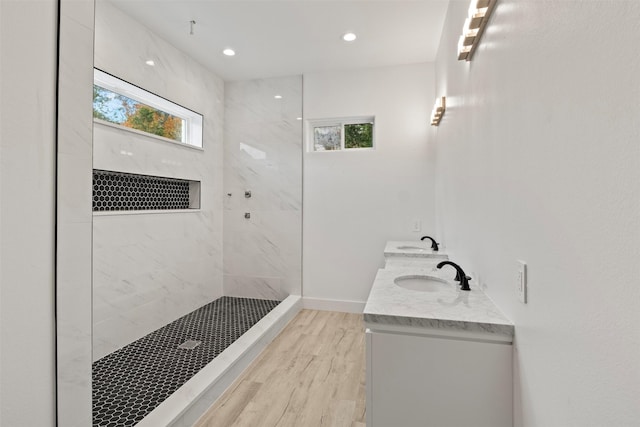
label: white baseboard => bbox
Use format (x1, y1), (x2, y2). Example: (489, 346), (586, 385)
(302, 297), (366, 314)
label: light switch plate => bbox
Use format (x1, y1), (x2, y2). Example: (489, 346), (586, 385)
(412, 219), (421, 232)
(517, 260), (527, 303)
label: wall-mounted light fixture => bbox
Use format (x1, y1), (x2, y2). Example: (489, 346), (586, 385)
(431, 96), (446, 126)
(457, 0), (497, 61)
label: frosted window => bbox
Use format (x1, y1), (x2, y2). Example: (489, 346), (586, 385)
(313, 125), (342, 151)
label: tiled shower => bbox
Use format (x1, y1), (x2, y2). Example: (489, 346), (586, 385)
(90, 2), (303, 425)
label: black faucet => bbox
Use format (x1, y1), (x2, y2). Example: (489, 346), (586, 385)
(420, 235), (439, 251)
(436, 261), (471, 291)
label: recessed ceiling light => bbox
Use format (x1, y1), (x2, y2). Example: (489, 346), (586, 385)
(223, 48), (236, 56)
(343, 32), (357, 42)
(274, 95), (283, 99)
(145, 60), (155, 66)
(296, 117), (302, 121)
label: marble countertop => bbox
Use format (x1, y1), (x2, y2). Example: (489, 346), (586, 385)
(384, 241), (449, 259)
(364, 266), (514, 338)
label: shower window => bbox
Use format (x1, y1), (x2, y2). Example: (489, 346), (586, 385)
(93, 69), (203, 148)
(307, 116), (375, 151)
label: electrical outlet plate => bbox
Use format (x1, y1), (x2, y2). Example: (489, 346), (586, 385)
(517, 260), (527, 303)
(412, 219), (421, 232)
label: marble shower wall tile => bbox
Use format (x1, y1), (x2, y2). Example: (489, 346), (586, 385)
(223, 77), (302, 299)
(92, 2), (224, 360)
(92, 213), (222, 360)
(222, 275), (286, 300)
(224, 120), (302, 212)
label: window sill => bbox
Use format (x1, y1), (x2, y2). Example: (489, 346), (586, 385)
(308, 147), (376, 153)
(93, 209), (201, 217)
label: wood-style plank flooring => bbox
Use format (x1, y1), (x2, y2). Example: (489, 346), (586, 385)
(195, 310), (366, 427)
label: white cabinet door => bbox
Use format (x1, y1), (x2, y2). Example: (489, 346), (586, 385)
(367, 330), (512, 427)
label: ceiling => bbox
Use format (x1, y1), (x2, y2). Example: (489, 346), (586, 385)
(108, 0), (450, 82)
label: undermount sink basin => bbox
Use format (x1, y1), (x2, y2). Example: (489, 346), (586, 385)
(394, 275), (448, 292)
(396, 245), (427, 250)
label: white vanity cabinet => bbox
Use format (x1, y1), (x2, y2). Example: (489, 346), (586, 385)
(364, 266), (514, 427)
(365, 324), (512, 427)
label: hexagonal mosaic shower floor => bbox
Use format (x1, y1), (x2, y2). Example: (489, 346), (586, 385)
(92, 296), (281, 427)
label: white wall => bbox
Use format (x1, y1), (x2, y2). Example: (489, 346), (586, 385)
(0, 0), (57, 425)
(434, 1), (640, 426)
(303, 64), (436, 306)
(56, 0), (95, 425)
(92, 1), (225, 360)
(224, 77), (302, 300)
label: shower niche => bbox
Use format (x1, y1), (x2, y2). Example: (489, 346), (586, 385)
(93, 169), (201, 212)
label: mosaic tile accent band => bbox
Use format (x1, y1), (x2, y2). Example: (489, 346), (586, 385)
(92, 296), (281, 427)
(93, 169), (193, 211)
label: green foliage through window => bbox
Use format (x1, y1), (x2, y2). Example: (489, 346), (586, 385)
(93, 85), (183, 142)
(344, 123), (373, 149)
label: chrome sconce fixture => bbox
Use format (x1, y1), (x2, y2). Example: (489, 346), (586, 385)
(457, 0), (497, 61)
(431, 96), (446, 126)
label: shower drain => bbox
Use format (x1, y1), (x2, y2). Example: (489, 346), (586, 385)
(177, 339), (202, 350)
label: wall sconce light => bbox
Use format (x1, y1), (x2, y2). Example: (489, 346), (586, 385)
(431, 96), (446, 126)
(457, 0), (497, 61)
